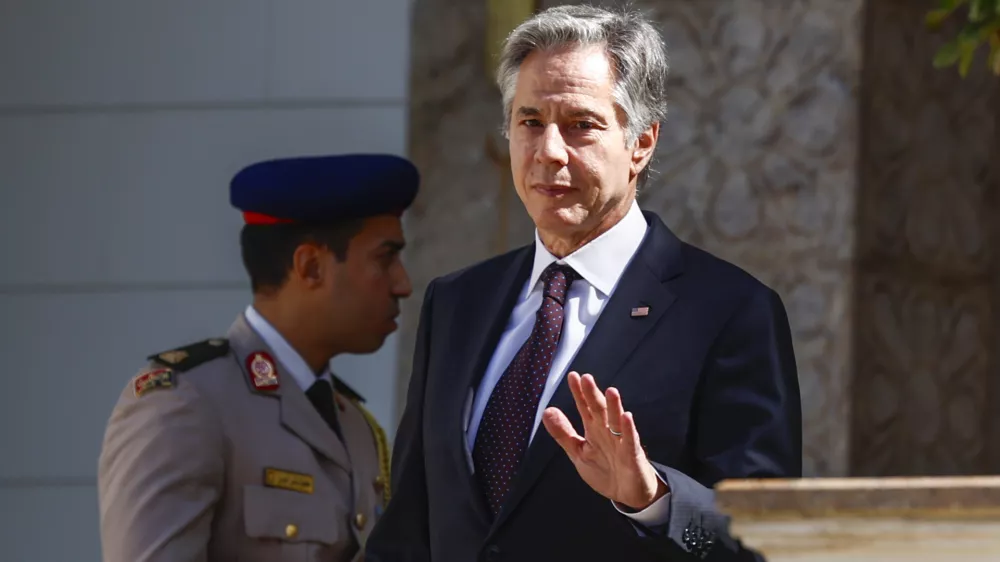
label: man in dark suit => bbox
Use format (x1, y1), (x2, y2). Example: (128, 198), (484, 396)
(366, 5), (801, 561)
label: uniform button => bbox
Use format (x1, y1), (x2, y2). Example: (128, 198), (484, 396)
(285, 524), (298, 538)
(374, 475), (386, 492)
(354, 512), (367, 530)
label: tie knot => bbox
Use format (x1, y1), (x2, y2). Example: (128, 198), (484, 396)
(306, 378), (334, 406)
(540, 263), (580, 304)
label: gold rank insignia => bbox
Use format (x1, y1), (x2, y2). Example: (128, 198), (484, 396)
(264, 468), (314, 494)
(133, 368), (175, 398)
(158, 350), (189, 364)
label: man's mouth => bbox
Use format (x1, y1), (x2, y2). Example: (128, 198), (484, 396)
(533, 184), (574, 197)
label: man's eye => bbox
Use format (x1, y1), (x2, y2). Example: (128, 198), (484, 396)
(574, 121), (595, 130)
(522, 119), (543, 127)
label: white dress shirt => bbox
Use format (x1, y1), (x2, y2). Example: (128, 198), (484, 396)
(244, 305), (333, 392)
(464, 200), (671, 526)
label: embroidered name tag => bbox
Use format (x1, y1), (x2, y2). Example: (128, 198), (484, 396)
(264, 468), (314, 494)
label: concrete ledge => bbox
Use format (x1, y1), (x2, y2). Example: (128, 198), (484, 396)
(715, 477), (1000, 561)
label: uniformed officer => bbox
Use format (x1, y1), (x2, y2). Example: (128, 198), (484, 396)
(97, 154), (417, 562)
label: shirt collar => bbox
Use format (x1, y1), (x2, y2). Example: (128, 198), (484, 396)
(243, 305), (332, 392)
(527, 200), (647, 298)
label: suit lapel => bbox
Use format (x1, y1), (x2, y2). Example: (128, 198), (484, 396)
(490, 213), (684, 532)
(227, 315), (353, 473)
(445, 246), (534, 523)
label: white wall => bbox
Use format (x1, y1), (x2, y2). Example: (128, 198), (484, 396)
(0, 2), (411, 560)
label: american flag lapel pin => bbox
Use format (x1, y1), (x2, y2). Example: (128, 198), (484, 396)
(630, 306), (650, 318)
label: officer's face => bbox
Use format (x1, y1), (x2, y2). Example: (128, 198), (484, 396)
(327, 215), (412, 353)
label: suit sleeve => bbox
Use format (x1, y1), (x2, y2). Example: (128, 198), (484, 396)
(647, 286), (801, 561)
(97, 371), (224, 562)
(365, 280), (437, 562)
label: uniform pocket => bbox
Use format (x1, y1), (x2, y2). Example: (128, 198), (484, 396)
(243, 484), (343, 546)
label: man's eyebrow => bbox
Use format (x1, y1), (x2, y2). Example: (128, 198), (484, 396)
(515, 106), (606, 122)
(380, 240), (406, 252)
(565, 108), (606, 121)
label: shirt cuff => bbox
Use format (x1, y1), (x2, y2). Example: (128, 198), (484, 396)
(612, 470), (671, 527)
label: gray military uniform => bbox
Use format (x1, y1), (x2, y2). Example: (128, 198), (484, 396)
(98, 314), (390, 562)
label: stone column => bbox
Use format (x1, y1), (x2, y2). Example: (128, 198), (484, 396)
(993, 108), (1000, 475)
(850, 0), (1000, 476)
(401, 0), (864, 477)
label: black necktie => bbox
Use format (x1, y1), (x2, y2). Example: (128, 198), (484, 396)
(305, 378), (343, 440)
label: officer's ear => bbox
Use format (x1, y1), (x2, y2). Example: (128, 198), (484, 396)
(291, 242), (325, 288)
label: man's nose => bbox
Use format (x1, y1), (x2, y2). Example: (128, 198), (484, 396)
(393, 267), (413, 299)
(536, 124), (569, 166)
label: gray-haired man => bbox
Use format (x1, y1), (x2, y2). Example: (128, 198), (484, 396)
(367, 5), (800, 561)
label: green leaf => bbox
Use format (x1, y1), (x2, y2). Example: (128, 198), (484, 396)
(990, 33), (1000, 74)
(926, 8), (953, 28)
(926, 0), (968, 28)
(970, 0), (986, 21)
(958, 39), (977, 75)
(983, 18), (1000, 40)
(925, 0), (1000, 78)
(934, 39), (962, 67)
(938, 0), (967, 10)
(959, 23), (985, 42)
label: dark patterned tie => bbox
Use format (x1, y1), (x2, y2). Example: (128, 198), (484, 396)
(472, 262), (581, 516)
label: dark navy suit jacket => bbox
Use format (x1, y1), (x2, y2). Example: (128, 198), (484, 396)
(367, 211), (802, 561)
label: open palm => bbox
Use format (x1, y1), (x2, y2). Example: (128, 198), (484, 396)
(541, 372), (666, 510)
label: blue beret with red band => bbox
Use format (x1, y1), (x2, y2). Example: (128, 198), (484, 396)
(230, 154), (419, 225)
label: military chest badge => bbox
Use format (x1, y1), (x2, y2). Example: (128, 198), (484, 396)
(246, 351), (279, 391)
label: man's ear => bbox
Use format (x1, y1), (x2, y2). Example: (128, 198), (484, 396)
(630, 122), (659, 178)
(290, 243), (325, 288)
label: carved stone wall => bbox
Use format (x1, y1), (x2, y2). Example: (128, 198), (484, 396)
(629, 0), (862, 477)
(402, 0), (862, 477)
(851, 0), (1000, 476)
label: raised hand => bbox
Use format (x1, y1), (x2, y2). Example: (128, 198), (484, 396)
(541, 372), (667, 510)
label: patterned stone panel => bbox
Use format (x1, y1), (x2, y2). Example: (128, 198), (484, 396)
(620, 0), (862, 477)
(854, 276), (991, 475)
(852, 0), (999, 476)
(404, 0), (863, 477)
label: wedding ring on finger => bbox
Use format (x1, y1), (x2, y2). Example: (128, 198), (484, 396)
(608, 427), (623, 437)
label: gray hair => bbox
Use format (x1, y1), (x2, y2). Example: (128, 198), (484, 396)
(496, 4), (669, 148)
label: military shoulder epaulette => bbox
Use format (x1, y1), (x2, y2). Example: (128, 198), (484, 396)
(332, 375), (365, 403)
(148, 338), (230, 372)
